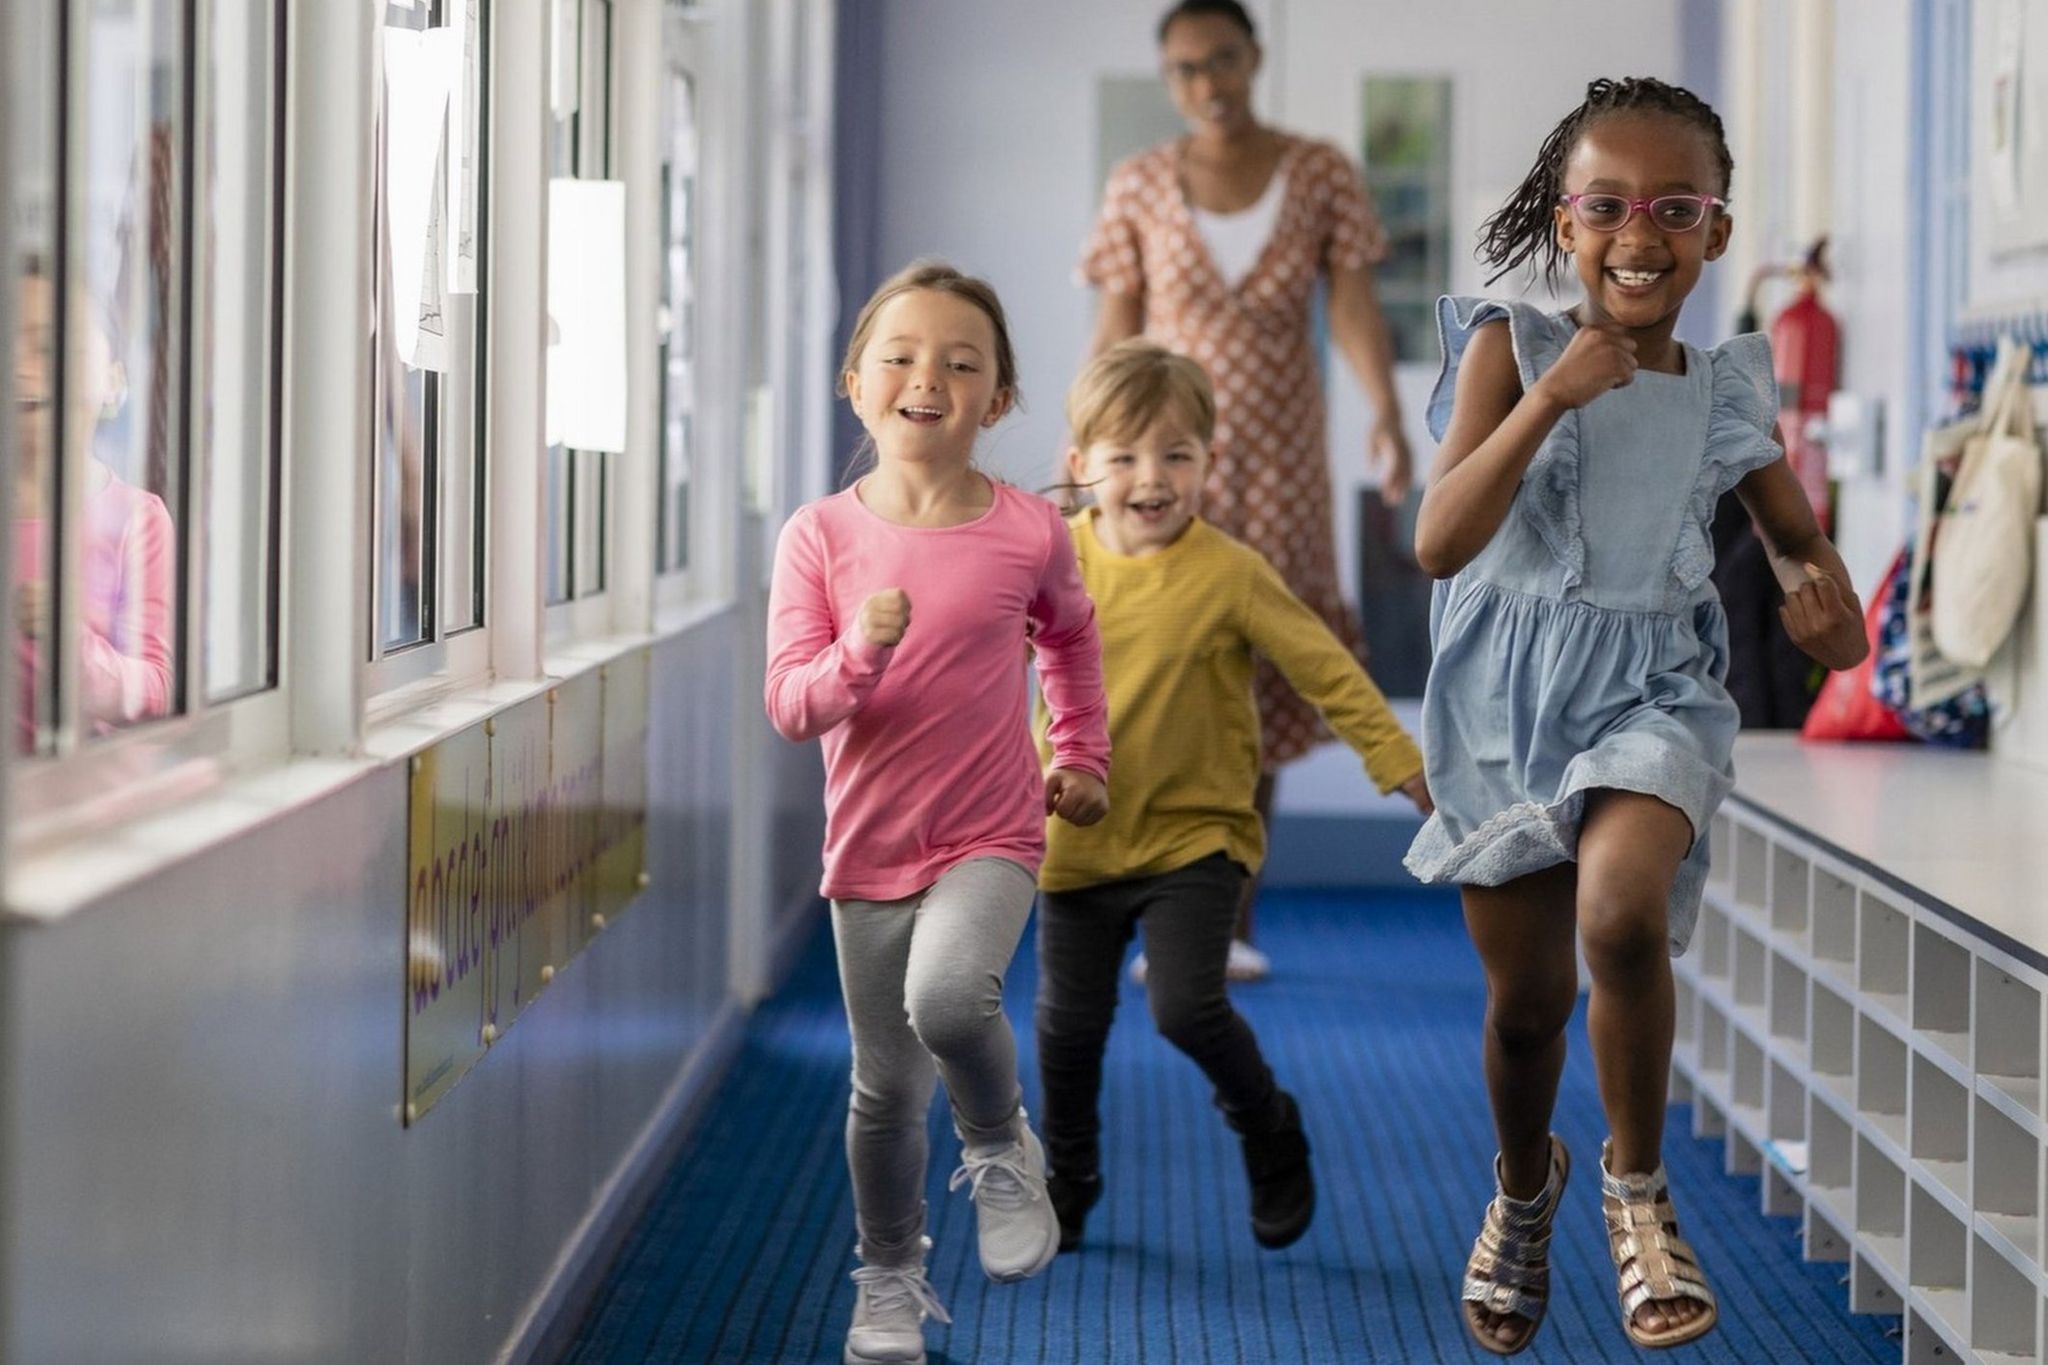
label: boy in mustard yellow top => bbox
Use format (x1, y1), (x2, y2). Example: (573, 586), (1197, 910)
(1035, 340), (1433, 1254)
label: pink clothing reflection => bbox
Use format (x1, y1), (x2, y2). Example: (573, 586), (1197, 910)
(16, 462), (175, 745)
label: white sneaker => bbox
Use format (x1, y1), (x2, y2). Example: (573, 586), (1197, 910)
(948, 1116), (1060, 1282)
(1128, 952), (1148, 985)
(1226, 939), (1271, 982)
(844, 1238), (949, 1365)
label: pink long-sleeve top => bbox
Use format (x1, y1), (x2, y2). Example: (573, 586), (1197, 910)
(766, 479), (1111, 902)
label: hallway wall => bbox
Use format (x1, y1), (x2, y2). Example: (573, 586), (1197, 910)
(0, 608), (741, 1365)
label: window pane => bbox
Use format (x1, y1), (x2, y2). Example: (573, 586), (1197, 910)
(545, 443), (571, 604)
(573, 449), (605, 597)
(658, 69), (696, 575)
(80, 0), (184, 736)
(441, 290), (481, 631)
(374, 0), (438, 654)
(11, 0), (62, 755)
(200, 0), (281, 701)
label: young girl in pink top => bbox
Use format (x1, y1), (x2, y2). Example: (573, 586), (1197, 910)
(766, 261), (1111, 1365)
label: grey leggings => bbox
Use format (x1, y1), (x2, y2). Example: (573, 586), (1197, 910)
(831, 856), (1037, 1260)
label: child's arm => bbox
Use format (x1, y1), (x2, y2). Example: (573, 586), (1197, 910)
(1734, 447), (1868, 670)
(1241, 555), (1428, 808)
(1028, 513), (1110, 823)
(763, 512), (897, 742)
(1414, 320), (1638, 578)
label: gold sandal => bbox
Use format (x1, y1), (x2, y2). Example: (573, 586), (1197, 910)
(1600, 1140), (1719, 1349)
(1461, 1134), (1570, 1356)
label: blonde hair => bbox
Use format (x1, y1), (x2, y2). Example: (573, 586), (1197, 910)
(1065, 340), (1215, 450)
(838, 259), (1020, 401)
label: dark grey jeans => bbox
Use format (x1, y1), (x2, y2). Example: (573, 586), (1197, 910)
(1034, 852), (1282, 1180)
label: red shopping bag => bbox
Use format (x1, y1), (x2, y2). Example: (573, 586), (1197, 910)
(1801, 549), (1911, 742)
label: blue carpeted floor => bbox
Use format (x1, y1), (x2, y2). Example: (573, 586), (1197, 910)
(566, 889), (1901, 1363)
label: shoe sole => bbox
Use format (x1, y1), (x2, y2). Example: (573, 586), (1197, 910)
(1253, 1180), (1316, 1249)
(843, 1346), (925, 1365)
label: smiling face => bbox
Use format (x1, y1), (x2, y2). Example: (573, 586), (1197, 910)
(843, 289), (1012, 472)
(1068, 414), (1209, 556)
(1554, 113), (1732, 333)
(1160, 12), (1261, 139)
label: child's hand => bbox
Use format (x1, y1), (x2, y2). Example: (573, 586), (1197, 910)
(857, 589), (911, 647)
(1781, 563), (1867, 670)
(1044, 768), (1109, 826)
(1532, 323), (1637, 409)
(1399, 772), (1434, 817)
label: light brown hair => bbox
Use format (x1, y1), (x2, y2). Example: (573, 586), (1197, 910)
(838, 259), (1020, 402)
(1066, 339), (1216, 450)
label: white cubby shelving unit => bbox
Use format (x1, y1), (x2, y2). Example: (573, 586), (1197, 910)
(1673, 737), (2048, 1365)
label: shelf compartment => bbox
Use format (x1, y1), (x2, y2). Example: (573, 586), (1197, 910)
(1770, 953), (1808, 1045)
(1733, 925), (1768, 1012)
(1859, 1015), (1909, 1153)
(1973, 1096), (2042, 1271)
(1674, 972), (1697, 1051)
(1910, 1054), (1970, 1213)
(1733, 823), (1768, 911)
(1732, 1030), (1767, 1129)
(1810, 864), (1856, 970)
(1698, 998), (1730, 1084)
(1768, 841), (1809, 939)
(1695, 901), (1731, 983)
(1859, 888), (1910, 1011)
(1811, 978), (1854, 1081)
(1908, 1183), (1966, 1294)
(1911, 921), (1972, 1072)
(1707, 811), (1731, 887)
(1971, 1231), (2042, 1359)
(1802, 1190), (1851, 1263)
(1975, 958), (2043, 1124)
(1858, 1135), (1906, 1243)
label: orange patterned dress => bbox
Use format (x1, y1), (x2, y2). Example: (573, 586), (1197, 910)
(1081, 133), (1388, 768)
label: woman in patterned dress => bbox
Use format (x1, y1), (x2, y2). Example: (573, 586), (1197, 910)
(1079, 0), (1411, 975)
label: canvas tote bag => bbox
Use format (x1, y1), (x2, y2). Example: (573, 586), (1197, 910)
(1932, 337), (2044, 667)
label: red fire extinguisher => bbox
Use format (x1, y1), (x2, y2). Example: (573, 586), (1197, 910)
(1767, 238), (1839, 532)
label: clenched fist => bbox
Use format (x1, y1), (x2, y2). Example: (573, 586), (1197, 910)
(1533, 323), (1638, 410)
(858, 588), (911, 647)
(1781, 564), (1867, 671)
(1044, 768), (1109, 826)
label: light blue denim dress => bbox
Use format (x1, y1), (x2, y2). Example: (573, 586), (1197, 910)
(1402, 297), (1782, 953)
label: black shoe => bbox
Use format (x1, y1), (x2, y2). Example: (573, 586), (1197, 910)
(1047, 1171), (1102, 1253)
(1241, 1091), (1314, 1249)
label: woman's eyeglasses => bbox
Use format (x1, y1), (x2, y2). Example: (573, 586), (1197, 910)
(1163, 46), (1249, 85)
(1559, 192), (1727, 233)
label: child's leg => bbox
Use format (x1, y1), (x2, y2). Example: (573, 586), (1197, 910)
(832, 896), (942, 1261)
(1461, 866), (1579, 1351)
(1139, 854), (1280, 1125)
(1229, 772), (1279, 948)
(902, 857), (1037, 1144)
(1034, 881), (1141, 1180)
(1573, 789), (1690, 1174)
(1576, 789), (1712, 1341)
(1462, 865), (1579, 1198)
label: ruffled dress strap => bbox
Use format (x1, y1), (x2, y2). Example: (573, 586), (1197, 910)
(1428, 295), (1585, 593)
(1672, 332), (1783, 591)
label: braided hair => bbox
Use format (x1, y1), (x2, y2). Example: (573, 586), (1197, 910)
(1478, 77), (1733, 288)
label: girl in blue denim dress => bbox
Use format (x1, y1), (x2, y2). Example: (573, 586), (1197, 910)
(1404, 79), (1868, 1356)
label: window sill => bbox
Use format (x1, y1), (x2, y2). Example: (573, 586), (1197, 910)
(3, 601), (740, 925)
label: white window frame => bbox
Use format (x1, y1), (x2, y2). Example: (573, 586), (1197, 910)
(364, 0), (495, 712)
(542, 0), (626, 649)
(8, 0), (292, 847)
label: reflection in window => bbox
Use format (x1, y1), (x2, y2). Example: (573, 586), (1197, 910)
(1359, 76), (1453, 364)
(11, 0), (62, 754)
(657, 66), (697, 575)
(71, 0), (185, 740)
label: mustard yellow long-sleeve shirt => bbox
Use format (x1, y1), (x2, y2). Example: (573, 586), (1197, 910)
(1037, 512), (1423, 892)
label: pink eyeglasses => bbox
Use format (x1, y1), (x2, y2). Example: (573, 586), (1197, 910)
(1559, 192), (1727, 233)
